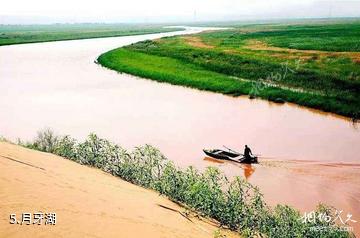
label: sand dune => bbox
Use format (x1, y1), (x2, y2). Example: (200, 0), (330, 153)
(0, 142), (237, 238)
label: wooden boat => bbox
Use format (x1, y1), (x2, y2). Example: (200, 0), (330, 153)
(203, 149), (240, 160)
(203, 148), (258, 164)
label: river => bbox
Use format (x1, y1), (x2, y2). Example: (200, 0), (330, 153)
(0, 27), (359, 235)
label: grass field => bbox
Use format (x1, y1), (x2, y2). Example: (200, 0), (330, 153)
(98, 20), (360, 119)
(0, 24), (182, 46)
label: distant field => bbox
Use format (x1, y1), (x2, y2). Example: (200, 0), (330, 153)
(98, 20), (360, 119)
(200, 22), (360, 52)
(0, 24), (182, 46)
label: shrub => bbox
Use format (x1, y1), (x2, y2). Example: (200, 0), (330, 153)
(28, 128), (59, 153)
(76, 133), (108, 167)
(54, 135), (77, 160)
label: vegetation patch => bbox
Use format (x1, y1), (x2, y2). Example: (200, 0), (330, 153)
(0, 24), (182, 46)
(181, 36), (215, 49)
(17, 129), (355, 238)
(98, 21), (360, 119)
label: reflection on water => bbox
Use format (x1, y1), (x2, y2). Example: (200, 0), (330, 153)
(203, 157), (225, 164)
(352, 120), (360, 130)
(203, 156), (256, 180)
(242, 164), (255, 179)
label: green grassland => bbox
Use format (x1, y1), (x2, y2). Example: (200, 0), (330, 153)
(0, 24), (181, 46)
(199, 22), (360, 52)
(98, 20), (360, 119)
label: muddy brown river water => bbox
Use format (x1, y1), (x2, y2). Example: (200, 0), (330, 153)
(1, 27), (359, 235)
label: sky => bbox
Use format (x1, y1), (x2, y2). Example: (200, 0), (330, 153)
(1, 0), (360, 24)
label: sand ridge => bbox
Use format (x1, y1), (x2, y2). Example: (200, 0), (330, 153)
(0, 142), (238, 238)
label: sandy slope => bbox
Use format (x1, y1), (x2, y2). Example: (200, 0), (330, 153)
(0, 142), (238, 238)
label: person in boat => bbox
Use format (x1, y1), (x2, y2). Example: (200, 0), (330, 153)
(244, 145), (253, 158)
(243, 145), (257, 163)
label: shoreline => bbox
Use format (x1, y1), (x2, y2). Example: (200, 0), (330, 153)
(95, 21), (360, 120)
(97, 47), (359, 120)
(0, 27), (183, 47)
(4, 131), (353, 237)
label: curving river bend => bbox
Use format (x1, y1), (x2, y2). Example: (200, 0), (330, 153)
(1, 27), (359, 234)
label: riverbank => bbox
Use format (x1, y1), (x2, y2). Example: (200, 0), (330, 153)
(0, 24), (182, 46)
(97, 21), (360, 119)
(0, 141), (238, 238)
(3, 130), (351, 237)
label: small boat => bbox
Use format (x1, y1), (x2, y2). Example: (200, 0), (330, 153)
(203, 149), (240, 160)
(203, 148), (258, 164)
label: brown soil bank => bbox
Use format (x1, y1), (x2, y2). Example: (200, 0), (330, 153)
(0, 142), (237, 238)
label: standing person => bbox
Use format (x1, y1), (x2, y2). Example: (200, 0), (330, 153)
(244, 145), (253, 159)
(242, 145), (257, 163)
